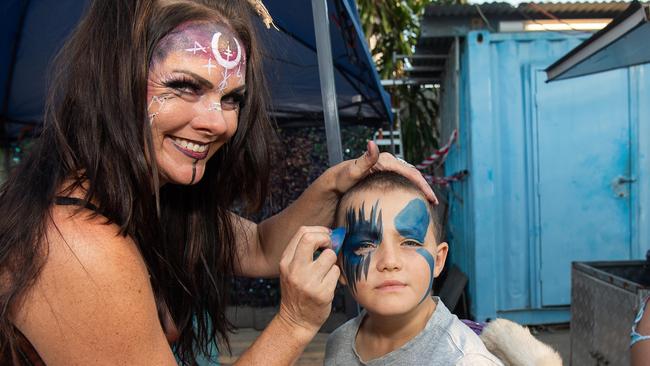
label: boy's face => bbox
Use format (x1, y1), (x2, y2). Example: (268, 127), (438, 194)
(337, 188), (448, 316)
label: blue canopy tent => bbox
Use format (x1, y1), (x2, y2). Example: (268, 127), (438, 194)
(0, 0), (392, 167)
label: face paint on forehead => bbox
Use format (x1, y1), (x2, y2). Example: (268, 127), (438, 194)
(394, 198), (430, 243)
(394, 198), (436, 304)
(152, 22), (246, 64)
(341, 200), (383, 294)
(150, 21), (247, 84)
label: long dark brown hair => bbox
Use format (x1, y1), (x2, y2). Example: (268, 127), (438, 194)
(0, 0), (274, 364)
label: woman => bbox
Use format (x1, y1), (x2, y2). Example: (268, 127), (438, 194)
(0, 0), (436, 365)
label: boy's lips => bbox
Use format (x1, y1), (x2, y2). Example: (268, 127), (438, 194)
(376, 280), (406, 290)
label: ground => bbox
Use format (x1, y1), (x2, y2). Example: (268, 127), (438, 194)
(218, 324), (571, 365)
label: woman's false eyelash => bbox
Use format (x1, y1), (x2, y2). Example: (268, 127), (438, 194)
(162, 76), (203, 94)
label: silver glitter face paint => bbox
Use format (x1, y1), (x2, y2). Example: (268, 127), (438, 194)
(207, 101), (222, 111)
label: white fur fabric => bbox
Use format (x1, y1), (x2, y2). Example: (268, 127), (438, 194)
(479, 318), (563, 366)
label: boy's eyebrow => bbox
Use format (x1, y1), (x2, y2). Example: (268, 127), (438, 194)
(396, 227), (425, 241)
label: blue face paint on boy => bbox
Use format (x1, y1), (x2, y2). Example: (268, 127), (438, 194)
(341, 200), (383, 294)
(394, 198), (436, 304)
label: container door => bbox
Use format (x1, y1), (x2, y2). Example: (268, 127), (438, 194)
(533, 69), (632, 306)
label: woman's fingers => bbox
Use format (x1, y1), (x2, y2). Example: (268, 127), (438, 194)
(311, 248), (337, 280)
(278, 226), (340, 333)
(351, 140), (380, 175)
(293, 231), (331, 266)
(281, 226), (331, 267)
(337, 140), (438, 204)
(374, 150), (438, 204)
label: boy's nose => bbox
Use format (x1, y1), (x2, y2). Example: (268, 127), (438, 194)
(376, 244), (402, 272)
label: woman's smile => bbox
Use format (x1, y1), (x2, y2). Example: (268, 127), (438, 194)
(170, 136), (211, 160)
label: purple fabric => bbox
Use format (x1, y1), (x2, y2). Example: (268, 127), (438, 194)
(461, 319), (486, 335)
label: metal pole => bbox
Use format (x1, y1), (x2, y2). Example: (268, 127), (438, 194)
(311, 0), (343, 166)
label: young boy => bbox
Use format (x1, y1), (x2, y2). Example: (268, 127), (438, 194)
(324, 172), (502, 365)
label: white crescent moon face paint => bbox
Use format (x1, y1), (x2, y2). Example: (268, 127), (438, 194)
(212, 32), (242, 70)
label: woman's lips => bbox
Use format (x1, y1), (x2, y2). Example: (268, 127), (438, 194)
(169, 137), (210, 160)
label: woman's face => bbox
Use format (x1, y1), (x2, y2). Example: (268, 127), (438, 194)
(147, 21), (246, 186)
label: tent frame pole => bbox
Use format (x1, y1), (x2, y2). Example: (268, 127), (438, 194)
(311, 0), (344, 166)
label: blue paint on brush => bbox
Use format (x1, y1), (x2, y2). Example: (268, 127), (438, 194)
(330, 227), (346, 254)
(394, 198), (434, 304)
(313, 227), (347, 260)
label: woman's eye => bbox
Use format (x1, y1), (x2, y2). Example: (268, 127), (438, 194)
(164, 80), (203, 95)
(220, 93), (244, 111)
(402, 240), (423, 247)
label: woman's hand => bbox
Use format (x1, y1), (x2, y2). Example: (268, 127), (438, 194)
(329, 140), (438, 204)
(276, 226), (340, 335)
(235, 226), (339, 365)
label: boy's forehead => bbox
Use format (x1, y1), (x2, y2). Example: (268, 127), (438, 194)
(343, 188), (425, 220)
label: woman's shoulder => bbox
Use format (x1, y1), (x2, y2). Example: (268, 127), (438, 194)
(10, 202), (176, 364)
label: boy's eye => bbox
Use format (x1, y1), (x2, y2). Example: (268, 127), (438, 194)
(402, 240), (423, 247)
(353, 242), (376, 256)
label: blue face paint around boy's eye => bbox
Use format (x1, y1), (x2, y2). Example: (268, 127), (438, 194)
(341, 200), (383, 294)
(394, 199), (430, 242)
(395, 199), (435, 303)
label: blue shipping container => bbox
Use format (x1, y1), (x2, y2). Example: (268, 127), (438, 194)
(442, 31), (650, 324)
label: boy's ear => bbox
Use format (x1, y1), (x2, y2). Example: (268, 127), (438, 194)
(434, 242), (449, 277)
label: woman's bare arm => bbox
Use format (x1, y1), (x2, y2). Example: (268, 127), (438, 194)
(11, 206), (177, 365)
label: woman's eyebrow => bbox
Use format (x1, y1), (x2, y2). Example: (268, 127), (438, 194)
(172, 69), (214, 89)
(225, 85), (247, 95)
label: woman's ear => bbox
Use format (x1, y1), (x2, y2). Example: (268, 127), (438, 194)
(434, 242), (449, 277)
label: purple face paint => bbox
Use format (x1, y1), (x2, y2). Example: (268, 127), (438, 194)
(151, 22), (246, 69)
(341, 200), (383, 294)
(394, 198), (435, 304)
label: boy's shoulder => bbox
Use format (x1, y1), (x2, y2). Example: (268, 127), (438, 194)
(428, 299), (502, 364)
(324, 313), (365, 365)
(325, 312), (363, 349)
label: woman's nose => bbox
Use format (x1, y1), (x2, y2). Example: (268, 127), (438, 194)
(191, 99), (230, 136)
(375, 244), (402, 272)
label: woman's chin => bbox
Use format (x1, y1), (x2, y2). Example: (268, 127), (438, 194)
(159, 165), (206, 186)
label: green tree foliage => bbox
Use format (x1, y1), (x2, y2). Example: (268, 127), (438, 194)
(356, 0), (442, 164)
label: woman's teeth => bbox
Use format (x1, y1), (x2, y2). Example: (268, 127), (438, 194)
(174, 138), (208, 152)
